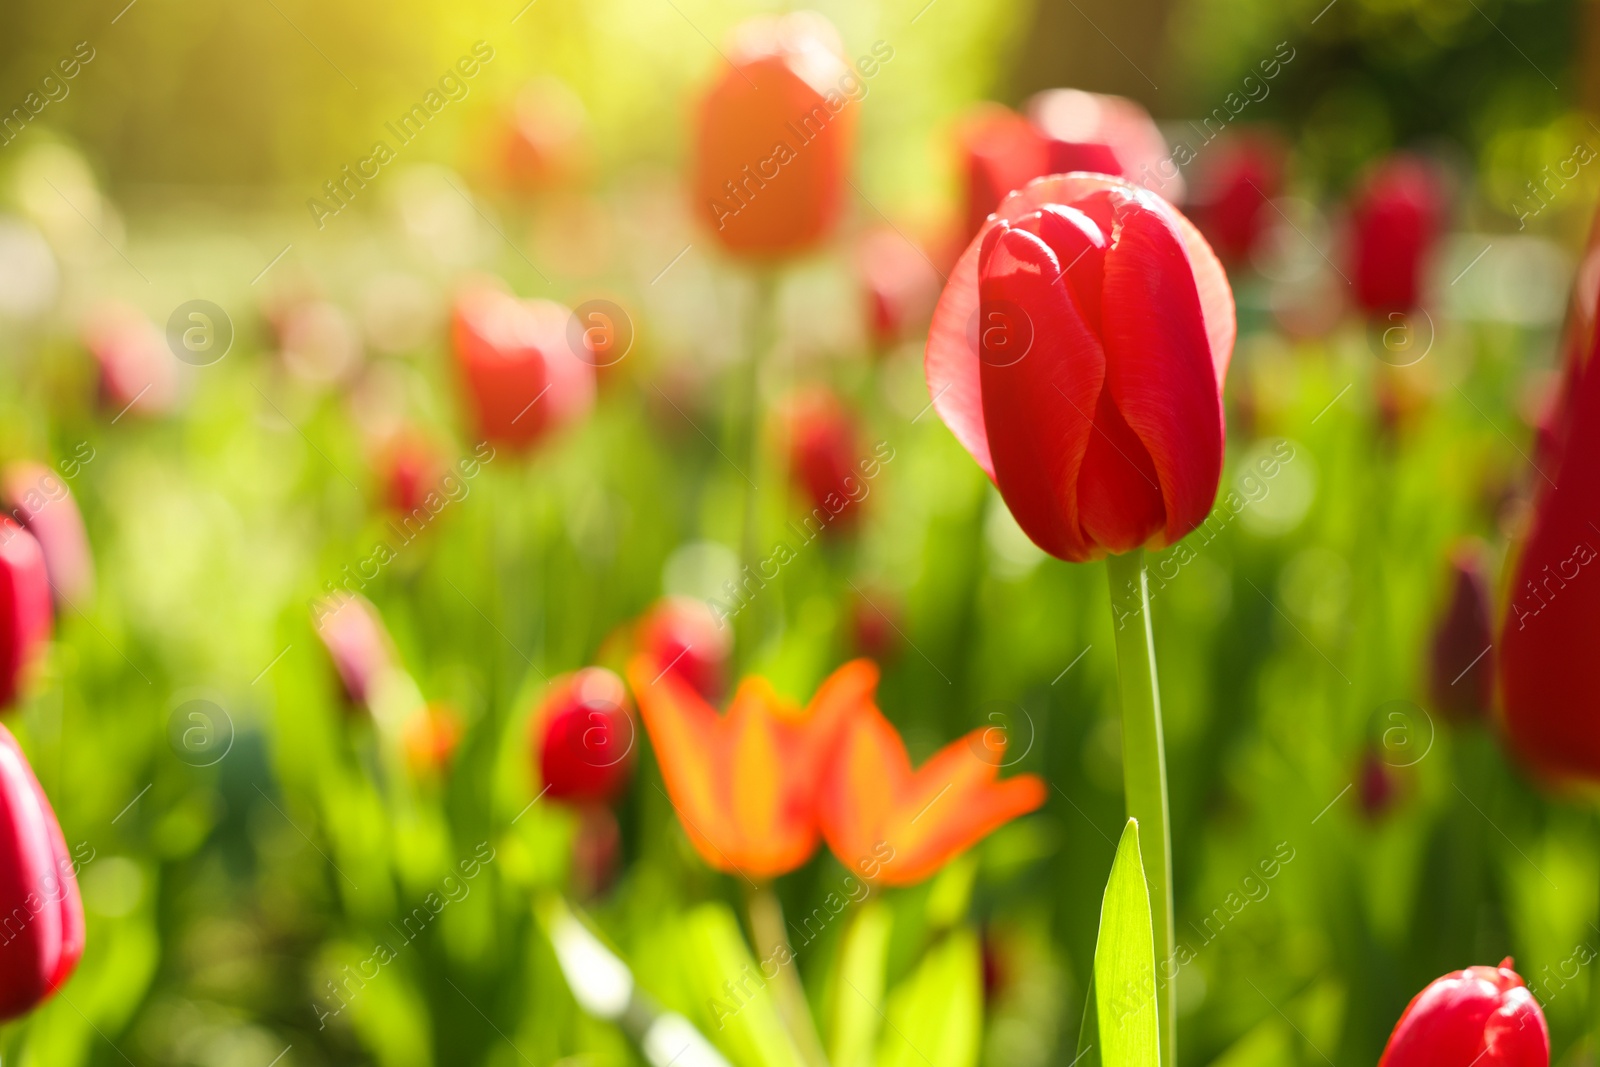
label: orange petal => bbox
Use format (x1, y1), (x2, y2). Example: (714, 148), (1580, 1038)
(819, 704), (912, 875)
(878, 774), (1047, 887)
(726, 678), (818, 876)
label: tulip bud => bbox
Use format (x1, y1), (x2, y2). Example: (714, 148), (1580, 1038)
(572, 804), (622, 899)
(533, 668), (635, 804)
(926, 174), (1235, 562)
(374, 431), (445, 518)
(1188, 131), (1284, 264)
(1430, 541), (1494, 723)
(1026, 89), (1183, 204)
(0, 520), (52, 710)
(0, 720), (84, 1020)
(636, 597), (729, 703)
(1378, 959), (1547, 1067)
(82, 302), (176, 418)
(956, 104), (1050, 244)
(501, 78), (590, 193)
(692, 12), (854, 258)
(848, 584), (900, 661)
(858, 226), (939, 353)
(3, 463), (93, 606)
(1347, 155), (1445, 317)
(783, 387), (869, 534)
(313, 594), (395, 707)
(1358, 747), (1399, 820)
(403, 702), (463, 778)
(452, 286), (596, 452)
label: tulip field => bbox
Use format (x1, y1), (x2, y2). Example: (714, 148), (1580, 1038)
(0, 0), (1593, 1065)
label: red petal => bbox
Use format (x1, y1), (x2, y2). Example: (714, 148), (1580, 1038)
(1099, 188), (1226, 544)
(1076, 385), (1166, 552)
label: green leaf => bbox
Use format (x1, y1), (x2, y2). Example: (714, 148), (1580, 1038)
(1094, 819), (1160, 1067)
(678, 903), (807, 1067)
(875, 927), (981, 1067)
(827, 900), (893, 1067)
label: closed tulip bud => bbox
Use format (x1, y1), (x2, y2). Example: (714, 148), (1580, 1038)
(692, 12), (855, 258)
(534, 668), (635, 805)
(571, 804), (621, 899)
(783, 387), (868, 534)
(849, 585), (900, 661)
(1358, 747), (1399, 820)
(1026, 89), (1183, 204)
(956, 104), (1050, 244)
(1379, 959), (1547, 1067)
(403, 702), (463, 778)
(1348, 155), (1444, 317)
(0, 521), (52, 710)
(1189, 131), (1284, 264)
(374, 431), (445, 518)
(0, 721), (84, 1019)
(1430, 541), (1495, 723)
(858, 227), (939, 353)
(636, 597), (729, 703)
(82, 302), (176, 418)
(926, 174), (1235, 561)
(501, 78), (590, 193)
(3, 463), (93, 606)
(452, 286), (596, 452)
(313, 594), (395, 707)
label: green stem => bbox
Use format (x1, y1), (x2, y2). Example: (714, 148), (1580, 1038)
(735, 271), (777, 672)
(1105, 548), (1175, 1067)
(746, 883), (830, 1067)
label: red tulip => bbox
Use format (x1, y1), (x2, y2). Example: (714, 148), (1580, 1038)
(534, 668), (635, 805)
(925, 174), (1235, 561)
(501, 78), (590, 193)
(1430, 540), (1494, 723)
(956, 104), (1050, 244)
(1189, 131), (1284, 264)
(0, 521), (52, 710)
(858, 226), (939, 352)
(636, 597), (729, 703)
(1026, 89), (1183, 203)
(783, 387), (868, 534)
(374, 431), (445, 517)
(0, 720), (84, 1020)
(313, 594), (394, 707)
(82, 302), (176, 417)
(1348, 155), (1444, 316)
(692, 12), (855, 258)
(1378, 959), (1547, 1067)
(3, 463), (93, 606)
(452, 286), (596, 452)
(1358, 747), (1399, 819)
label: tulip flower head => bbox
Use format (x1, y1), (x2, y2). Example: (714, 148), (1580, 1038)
(0, 721), (84, 1020)
(3, 463), (93, 606)
(453, 286), (596, 452)
(403, 702), (463, 778)
(501, 77), (590, 193)
(1348, 155), (1444, 317)
(1378, 959), (1547, 1067)
(635, 596), (729, 703)
(375, 430), (446, 517)
(0, 520), (52, 710)
(1189, 131), (1284, 264)
(858, 226), (939, 352)
(819, 669), (1046, 886)
(1430, 540), (1495, 723)
(1026, 89), (1182, 204)
(534, 667), (636, 805)
(925, 174), (1235, 561)
(957, 104), (1050, 244)
(783, 387), (868, 534)
(314, 594), (395, 707)
(692, 12), (855, 258)
(83, 302), (177, 417)
(627, 656), (872, 878)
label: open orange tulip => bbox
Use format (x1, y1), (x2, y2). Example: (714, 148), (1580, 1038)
(627, 655), (874, 879)
(819, 671), (1046, 886)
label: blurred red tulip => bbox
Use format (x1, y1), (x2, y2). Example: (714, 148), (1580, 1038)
(1358, 747), (1399, 819)
(925, 174), (1235, 561)
(534, 667), (636, 805)
(627, 655), (869, 878)
(83, 303), (176, 417)
(848, 585), (900, 661)
(1026, 89), (1183, 203)
(0, 521), (52, 710)
(783, 387), (868, 534)
(279, 300), (361, 385)
(1430, 540), (1495, 723)
(0, 720), (83, 1020)
(1348, 155), (1444, 317)
(3, 463), (93, 606)
(374, 431), (445, 516)
(1378, 959), (1547, 1067)
(313, 594), (394, 707)
(692, 12), (854, 258)
(635, 596), (729, 703)
(956, 104), (1050, 244)
(1189, 131), (1284, 264)
(501, 78), (590, 193)
(572, 804), (622, 899)
(403, 702), (463, 777)
(818, 662), (1045, 886)
(858, 226), (939, 352)
(452, 286), (596, 452)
